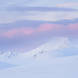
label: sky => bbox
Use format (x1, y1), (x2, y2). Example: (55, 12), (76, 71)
(0, 0), (78, 52)
(0, 0), (78, 78)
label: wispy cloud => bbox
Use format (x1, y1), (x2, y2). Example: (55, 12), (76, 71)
(7, 7), (78, 12)
(57, 2), (78, 9)
(0, 7), (78, 24)
(1, 27), (34, 38)
(1, 22), (78, 38)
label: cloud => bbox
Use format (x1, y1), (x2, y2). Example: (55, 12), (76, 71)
(0, 23), (78, 38)
(18, 11), (78, 22)
(7, 7), (78, 12)
(68, 23), (78, 30)
(57, 2), (78, 9)
(0, 0), (78, 24)
(37, 24), (53, 32)
(37, 23), (64, 32)
(0, 23), (65, 38)
(37, 23), (78, 33)
(0, 8), (78, 24)
(1, 22), (78, 38)
(1, 27), (35, 38)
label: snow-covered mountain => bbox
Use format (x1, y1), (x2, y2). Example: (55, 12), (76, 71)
(0, 37), (78, 78)
(0, 37), (69, 65)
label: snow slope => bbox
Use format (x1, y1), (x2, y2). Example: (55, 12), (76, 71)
(0, 37), (69, 65)
(0, 54), (78, 78)
(0, 37), (78, 78)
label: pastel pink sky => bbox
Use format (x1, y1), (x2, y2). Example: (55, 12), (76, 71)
(1, 28), (34, 38)
(57, 2), (78, 7)
(68, 23), (78, 30)
(0, 23), (78, 38)
(37, 24), (64, 32)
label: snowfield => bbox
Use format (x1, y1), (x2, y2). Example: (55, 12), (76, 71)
(0, 37), (78, 78)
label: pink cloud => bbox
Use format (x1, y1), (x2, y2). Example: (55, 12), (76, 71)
(37, 23), (64, 32)
(57, 2), (78, 8)
(68, 23), (78, 30)
(1, 24), (64, 38)
(2, 27), (35, 38)
(1, 23), (78, 38)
